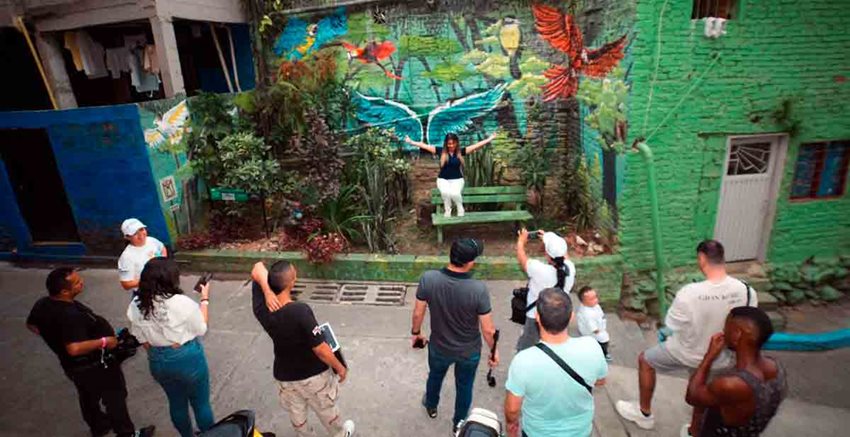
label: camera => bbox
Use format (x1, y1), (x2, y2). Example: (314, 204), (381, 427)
(194, 272), (213, 293)
(111, 328), (141, 364)
(527, 230), (540, 240)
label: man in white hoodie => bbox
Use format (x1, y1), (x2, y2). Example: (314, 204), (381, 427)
(616, 240), (757, 435)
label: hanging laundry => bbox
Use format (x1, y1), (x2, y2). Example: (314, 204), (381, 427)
(124, 34), (147, 49)
(63, 32), (83, 71)
(75, 31), (108, 78)
(105, 47), (130, 79)
(143, 45), (160, 74)
(126, 46), (160, 93)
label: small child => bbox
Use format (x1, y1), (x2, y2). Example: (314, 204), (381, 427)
(576, 286), (612, 362)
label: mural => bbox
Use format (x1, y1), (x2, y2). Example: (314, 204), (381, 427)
(269, 1), (631, 144)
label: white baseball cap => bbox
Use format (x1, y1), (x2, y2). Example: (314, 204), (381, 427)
(121, 218), (146, 236)
(542, 232), (568, 258)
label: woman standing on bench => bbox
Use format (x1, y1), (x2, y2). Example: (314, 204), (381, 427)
(405, 132), (496, 217)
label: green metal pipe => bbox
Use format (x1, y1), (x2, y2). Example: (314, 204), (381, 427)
(634, 141), (668, 319)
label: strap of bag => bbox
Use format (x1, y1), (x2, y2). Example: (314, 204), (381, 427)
(525, 300), (536, 313)
(535, 343), (593, 394)
(742, 280), (753, 307)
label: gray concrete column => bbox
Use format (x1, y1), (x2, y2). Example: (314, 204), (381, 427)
(33, 31), (77, 109)
(149, 15), (185, 97)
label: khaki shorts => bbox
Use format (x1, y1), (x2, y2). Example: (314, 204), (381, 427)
(643, 342), (733, 374)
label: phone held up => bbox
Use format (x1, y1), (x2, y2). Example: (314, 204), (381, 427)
(193, 272), (213, 293)
(413, 337), (428, 349)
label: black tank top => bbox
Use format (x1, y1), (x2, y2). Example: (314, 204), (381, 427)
(701, 361), (787, 437)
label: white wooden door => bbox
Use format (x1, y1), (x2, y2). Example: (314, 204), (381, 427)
(714, 136), (781, 261)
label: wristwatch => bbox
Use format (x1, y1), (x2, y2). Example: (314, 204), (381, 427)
(411, 329), (421, 336)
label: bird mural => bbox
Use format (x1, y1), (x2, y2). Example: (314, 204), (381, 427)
(498, 16), (523, 80)
(144, 100), (190, 149)
(352, 84), (507, 151)
(273, 7), (348, 61)
(532, 3), (627, 101)
(341, 40), (402, 80)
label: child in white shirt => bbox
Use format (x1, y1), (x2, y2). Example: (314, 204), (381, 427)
(577, 286), (612, 361)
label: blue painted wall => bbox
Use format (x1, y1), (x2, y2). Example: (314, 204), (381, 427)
(0, 105), (170, 258)
(198, 24), (256, 93)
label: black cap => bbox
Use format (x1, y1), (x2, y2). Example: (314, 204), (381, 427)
(450, 238), (483, 266)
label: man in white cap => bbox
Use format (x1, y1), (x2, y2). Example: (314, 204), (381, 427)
(515, 229), (575, 351)
(117, 218), (167, 293)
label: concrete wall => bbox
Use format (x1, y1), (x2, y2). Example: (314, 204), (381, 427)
(620, 0), (850, 272)
(0, 105), (171, 258)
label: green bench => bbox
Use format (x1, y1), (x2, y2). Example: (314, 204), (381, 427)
(431, 185), (533, 243)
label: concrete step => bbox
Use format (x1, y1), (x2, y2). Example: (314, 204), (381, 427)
(758, 291), (779, 311)
(727, 261), (767, 278)
(767, 310), (787, 332)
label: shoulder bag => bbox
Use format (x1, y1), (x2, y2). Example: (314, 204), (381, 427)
(535, 343), (593, 394)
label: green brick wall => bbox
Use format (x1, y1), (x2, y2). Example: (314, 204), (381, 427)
(620, 0), (850, 272)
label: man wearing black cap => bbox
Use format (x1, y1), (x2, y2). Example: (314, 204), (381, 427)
(411, 238), (499, 433)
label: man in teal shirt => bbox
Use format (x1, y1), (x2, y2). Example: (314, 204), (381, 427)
(505, 288), (608, 437)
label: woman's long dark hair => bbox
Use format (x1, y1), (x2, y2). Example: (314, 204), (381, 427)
(137, 257), (184, 319)
(440, 132), (464, 169)
(551, 256), (568, 290)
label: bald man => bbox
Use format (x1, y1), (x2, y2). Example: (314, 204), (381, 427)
(684, 307), (787, 437)
(250, 261), (355, 437)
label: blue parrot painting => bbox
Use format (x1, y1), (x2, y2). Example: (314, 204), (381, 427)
(274, 7), (348, 60)
(352, 84), (507, 151)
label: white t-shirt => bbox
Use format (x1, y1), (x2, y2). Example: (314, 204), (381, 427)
(665, 276), (757, 367)
(118, 236), (165, 286)
(525, 258), (577, 318)
(127, 294), (207, 347)
(576, 304), (610, 343)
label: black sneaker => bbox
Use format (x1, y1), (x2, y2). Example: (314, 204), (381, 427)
(91, 426), (112, 437)
(421, 394), (437, 419)
(136, 425), (156, 437)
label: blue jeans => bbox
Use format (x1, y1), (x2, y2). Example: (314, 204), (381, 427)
(425, 344), (480, 426)
(148, 338), (215, 437)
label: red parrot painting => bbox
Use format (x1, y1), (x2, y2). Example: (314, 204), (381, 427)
(341, 40), (403, 80)
(532, 3), (627, 102)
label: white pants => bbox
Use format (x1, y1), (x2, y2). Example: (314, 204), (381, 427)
(436, 178), (464, 215)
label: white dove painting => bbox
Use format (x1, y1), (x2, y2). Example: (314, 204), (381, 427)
(144, 100), (190, 149)
(352, 84), (507, 151)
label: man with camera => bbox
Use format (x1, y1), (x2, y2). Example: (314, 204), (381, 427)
(250, 261), (355, 437)
(26, 268), (155, 437)
(411, 238), (499, 433)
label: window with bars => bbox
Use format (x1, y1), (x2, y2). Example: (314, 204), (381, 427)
(692, 0), (736, 19)
(790, 141), (850, 200)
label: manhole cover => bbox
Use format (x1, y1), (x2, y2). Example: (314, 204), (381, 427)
(289, 280), (410, 306)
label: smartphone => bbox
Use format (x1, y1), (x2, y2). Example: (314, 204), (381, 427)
(527, 230), (540, 240)
(413, 337), (428, 349)
(193, 272), (213, 293)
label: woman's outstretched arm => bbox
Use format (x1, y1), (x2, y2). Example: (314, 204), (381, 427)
(405, 136), (437, 154)
(465, 133), (497, 154)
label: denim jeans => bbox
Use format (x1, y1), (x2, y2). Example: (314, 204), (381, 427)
(424, 344), (480, 426)
(148, 338), (214, 437)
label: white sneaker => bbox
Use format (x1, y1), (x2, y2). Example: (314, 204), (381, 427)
(444, 209), (452, 218)
(456, 205), (465, 217)
(615, 400), (655, 429)
(343, 419), (356, 437)
(680, 423), (692, 437)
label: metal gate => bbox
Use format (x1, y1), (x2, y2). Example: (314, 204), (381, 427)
(714, 136), (783, 261)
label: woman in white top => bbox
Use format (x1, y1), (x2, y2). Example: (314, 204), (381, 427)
(515, 229), (576, 351)
(127, 258), (214, 437)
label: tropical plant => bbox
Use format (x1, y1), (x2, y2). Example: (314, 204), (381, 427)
(185, 92), (235, 186)
(288, 109), (345, 208)
(218, 132), (289, 196)
(577, 67), (629, 153)
(319, 185), (369, 244)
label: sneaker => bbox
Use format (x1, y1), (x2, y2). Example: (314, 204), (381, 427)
(422, 394), (438, 419)
(456, 205), (465, 217)
(444, 210), (452, 218)
(135, 425), (156, 437)
(605, 354), (613, 362)
(452, 422), (461, 435)
(615, 401), (655, 429)
(343, 420), (355, 437)
(680, 423), (692, 437)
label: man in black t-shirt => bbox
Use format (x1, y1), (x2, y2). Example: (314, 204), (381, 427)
(250, 261), (355, 437)
(26, 267), (154, 437)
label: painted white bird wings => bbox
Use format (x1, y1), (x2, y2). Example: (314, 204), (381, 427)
(352, 92), (423, 150)
(426, 84), (506, 144)
(144, 128), (166, 148)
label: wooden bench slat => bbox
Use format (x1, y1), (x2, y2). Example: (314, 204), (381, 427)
(430, 185), (526, 196)
(430, 194), (527, 204)
(431, 210), (533, 226)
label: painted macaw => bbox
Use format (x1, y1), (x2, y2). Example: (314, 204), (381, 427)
(273, 7), (348, 60)
(352, 84), (507, 151)
(341, 40), (402, 80)
(532, 3), (627, 101)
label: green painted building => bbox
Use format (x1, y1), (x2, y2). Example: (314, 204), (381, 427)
(620, 0), (850, 277)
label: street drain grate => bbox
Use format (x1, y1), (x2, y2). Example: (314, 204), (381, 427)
(288, 280), (409, 306)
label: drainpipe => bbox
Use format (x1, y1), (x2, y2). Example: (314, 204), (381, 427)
(633, 141), (668, 319)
